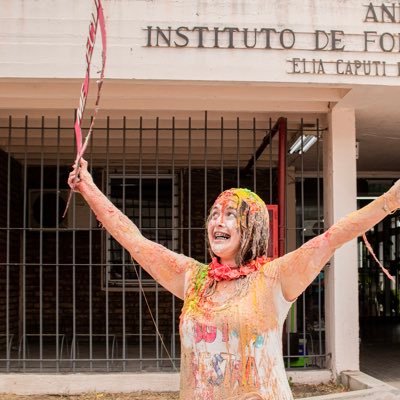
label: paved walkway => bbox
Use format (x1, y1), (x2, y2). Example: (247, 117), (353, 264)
(360, 320), (400, 390)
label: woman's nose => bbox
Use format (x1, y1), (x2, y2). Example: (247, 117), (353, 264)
(217, 214), (225, 226)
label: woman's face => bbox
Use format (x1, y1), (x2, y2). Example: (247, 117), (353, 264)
(207, 197), (241, 267)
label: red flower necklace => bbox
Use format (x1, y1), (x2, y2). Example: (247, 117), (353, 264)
(208, 255), (268, 281)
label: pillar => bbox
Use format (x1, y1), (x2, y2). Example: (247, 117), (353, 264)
(323, 107), (359, 375)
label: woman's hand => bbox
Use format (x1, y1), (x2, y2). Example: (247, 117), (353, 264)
(67, 158), (93, 193)
(386, 179), (400, 212)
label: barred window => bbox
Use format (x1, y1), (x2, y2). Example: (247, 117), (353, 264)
(104, 175), (178, 289)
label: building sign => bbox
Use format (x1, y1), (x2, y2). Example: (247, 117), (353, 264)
(144, 2), (400, 78)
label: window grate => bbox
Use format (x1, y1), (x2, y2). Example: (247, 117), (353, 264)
(0, 112), (327, 372)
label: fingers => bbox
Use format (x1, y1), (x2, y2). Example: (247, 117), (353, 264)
(72, 157), (88, 171)
(68, 160), (85, 192)
(68, 158), (92, 193)
(68, 170), (81, 192)
(77, 157), (88, 171)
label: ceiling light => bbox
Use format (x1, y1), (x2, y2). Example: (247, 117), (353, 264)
(289, 135), (317, 154)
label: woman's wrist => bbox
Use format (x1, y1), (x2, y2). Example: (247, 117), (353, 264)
(80, 178), (100, 200)
(382, 190), (399, 214)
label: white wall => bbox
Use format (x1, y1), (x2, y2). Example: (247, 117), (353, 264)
(2, 0), (400, 86)
(324, 107), (359, 374)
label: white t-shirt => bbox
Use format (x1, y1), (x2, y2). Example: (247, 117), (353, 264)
(179, 261), (293, 400)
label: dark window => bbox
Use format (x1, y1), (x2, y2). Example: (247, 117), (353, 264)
(105, 175), (178, 289)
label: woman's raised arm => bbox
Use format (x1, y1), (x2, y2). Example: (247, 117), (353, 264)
(68, 159), (197, 299)
(275, 179), (400, 302)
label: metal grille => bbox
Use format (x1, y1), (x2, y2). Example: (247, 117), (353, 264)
(358, 180), (400, 319)
(0, 112), (326, 372)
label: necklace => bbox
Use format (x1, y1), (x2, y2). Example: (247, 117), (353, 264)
(208, 255), (268, 281)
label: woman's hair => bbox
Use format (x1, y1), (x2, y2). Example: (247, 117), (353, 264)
(207, 188), (270, 265)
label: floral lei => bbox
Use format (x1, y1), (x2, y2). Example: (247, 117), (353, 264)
(208, 255), (268, 281)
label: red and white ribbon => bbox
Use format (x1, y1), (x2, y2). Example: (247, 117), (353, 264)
(362, 233), (395, 282)
(75, 0), (107, 157)
(64, 0), (107, 216)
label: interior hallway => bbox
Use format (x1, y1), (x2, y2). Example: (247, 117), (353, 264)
(360, 319), (400, 389)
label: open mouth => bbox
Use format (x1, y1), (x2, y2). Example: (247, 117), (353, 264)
(214, 232), (231, 240)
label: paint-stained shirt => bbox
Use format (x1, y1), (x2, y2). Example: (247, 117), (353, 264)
(179, 261), (293, 400)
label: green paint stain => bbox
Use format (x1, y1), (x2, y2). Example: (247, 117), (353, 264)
(185, 263), (210, 313)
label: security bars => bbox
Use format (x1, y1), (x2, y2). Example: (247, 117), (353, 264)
(0, 112), (326, 372)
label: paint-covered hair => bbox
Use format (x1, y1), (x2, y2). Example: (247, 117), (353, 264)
(207, 188), (269, 265)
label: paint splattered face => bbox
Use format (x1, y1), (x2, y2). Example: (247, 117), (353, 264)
(207, 189), (270, 266)
(207, 197), (241, 266)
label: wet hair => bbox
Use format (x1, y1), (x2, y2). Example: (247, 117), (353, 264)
(207, 188), (270, 265)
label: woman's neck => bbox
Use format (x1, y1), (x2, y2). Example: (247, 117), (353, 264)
(218, 257), (238, 268)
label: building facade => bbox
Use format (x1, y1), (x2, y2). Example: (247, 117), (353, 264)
(0, 0), (399, 384)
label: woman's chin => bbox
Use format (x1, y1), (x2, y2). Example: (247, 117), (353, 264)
(211, 247), (227, 259)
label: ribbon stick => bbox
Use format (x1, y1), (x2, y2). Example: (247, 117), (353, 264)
(62, 2), (176, 370)
(63, 0), (177, 370)
(63, 0), (107, 217)
(362, 233), (395, 282)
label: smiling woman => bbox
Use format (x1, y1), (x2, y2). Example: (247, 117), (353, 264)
(180, 189), (290, 399)
(207, 189), (270, 269)
(207, 197), (242, 267)
(68, 160), (400, 400)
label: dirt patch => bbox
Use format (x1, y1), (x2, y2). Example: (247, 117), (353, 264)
(0, 383), (349, 399)
(292, 382), (348, 398)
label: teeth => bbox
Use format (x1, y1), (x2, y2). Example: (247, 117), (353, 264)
(215, 232), (230, 240)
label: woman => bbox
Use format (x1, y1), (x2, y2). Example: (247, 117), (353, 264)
(68, 159), (399, 400)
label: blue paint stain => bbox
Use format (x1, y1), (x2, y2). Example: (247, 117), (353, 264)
(254, 335), (264, 348)
(208, 353), (224, 386)
(231, 330), (239, 338)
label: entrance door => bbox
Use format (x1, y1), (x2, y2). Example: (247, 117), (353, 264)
(358, 178), (400, 386)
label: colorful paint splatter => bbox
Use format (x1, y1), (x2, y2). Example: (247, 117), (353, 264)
(180, 259), (293, 400)
(207, 188), (270, 267)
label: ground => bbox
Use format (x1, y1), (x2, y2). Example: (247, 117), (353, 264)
(0, 382), (349, 399)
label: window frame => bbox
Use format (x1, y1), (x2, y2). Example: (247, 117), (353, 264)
(102, 173), (179, 292)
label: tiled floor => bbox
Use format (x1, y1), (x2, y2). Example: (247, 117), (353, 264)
(360, 320), (400, 389)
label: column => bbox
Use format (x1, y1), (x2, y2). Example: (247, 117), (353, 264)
(323, 107), (359, 375)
